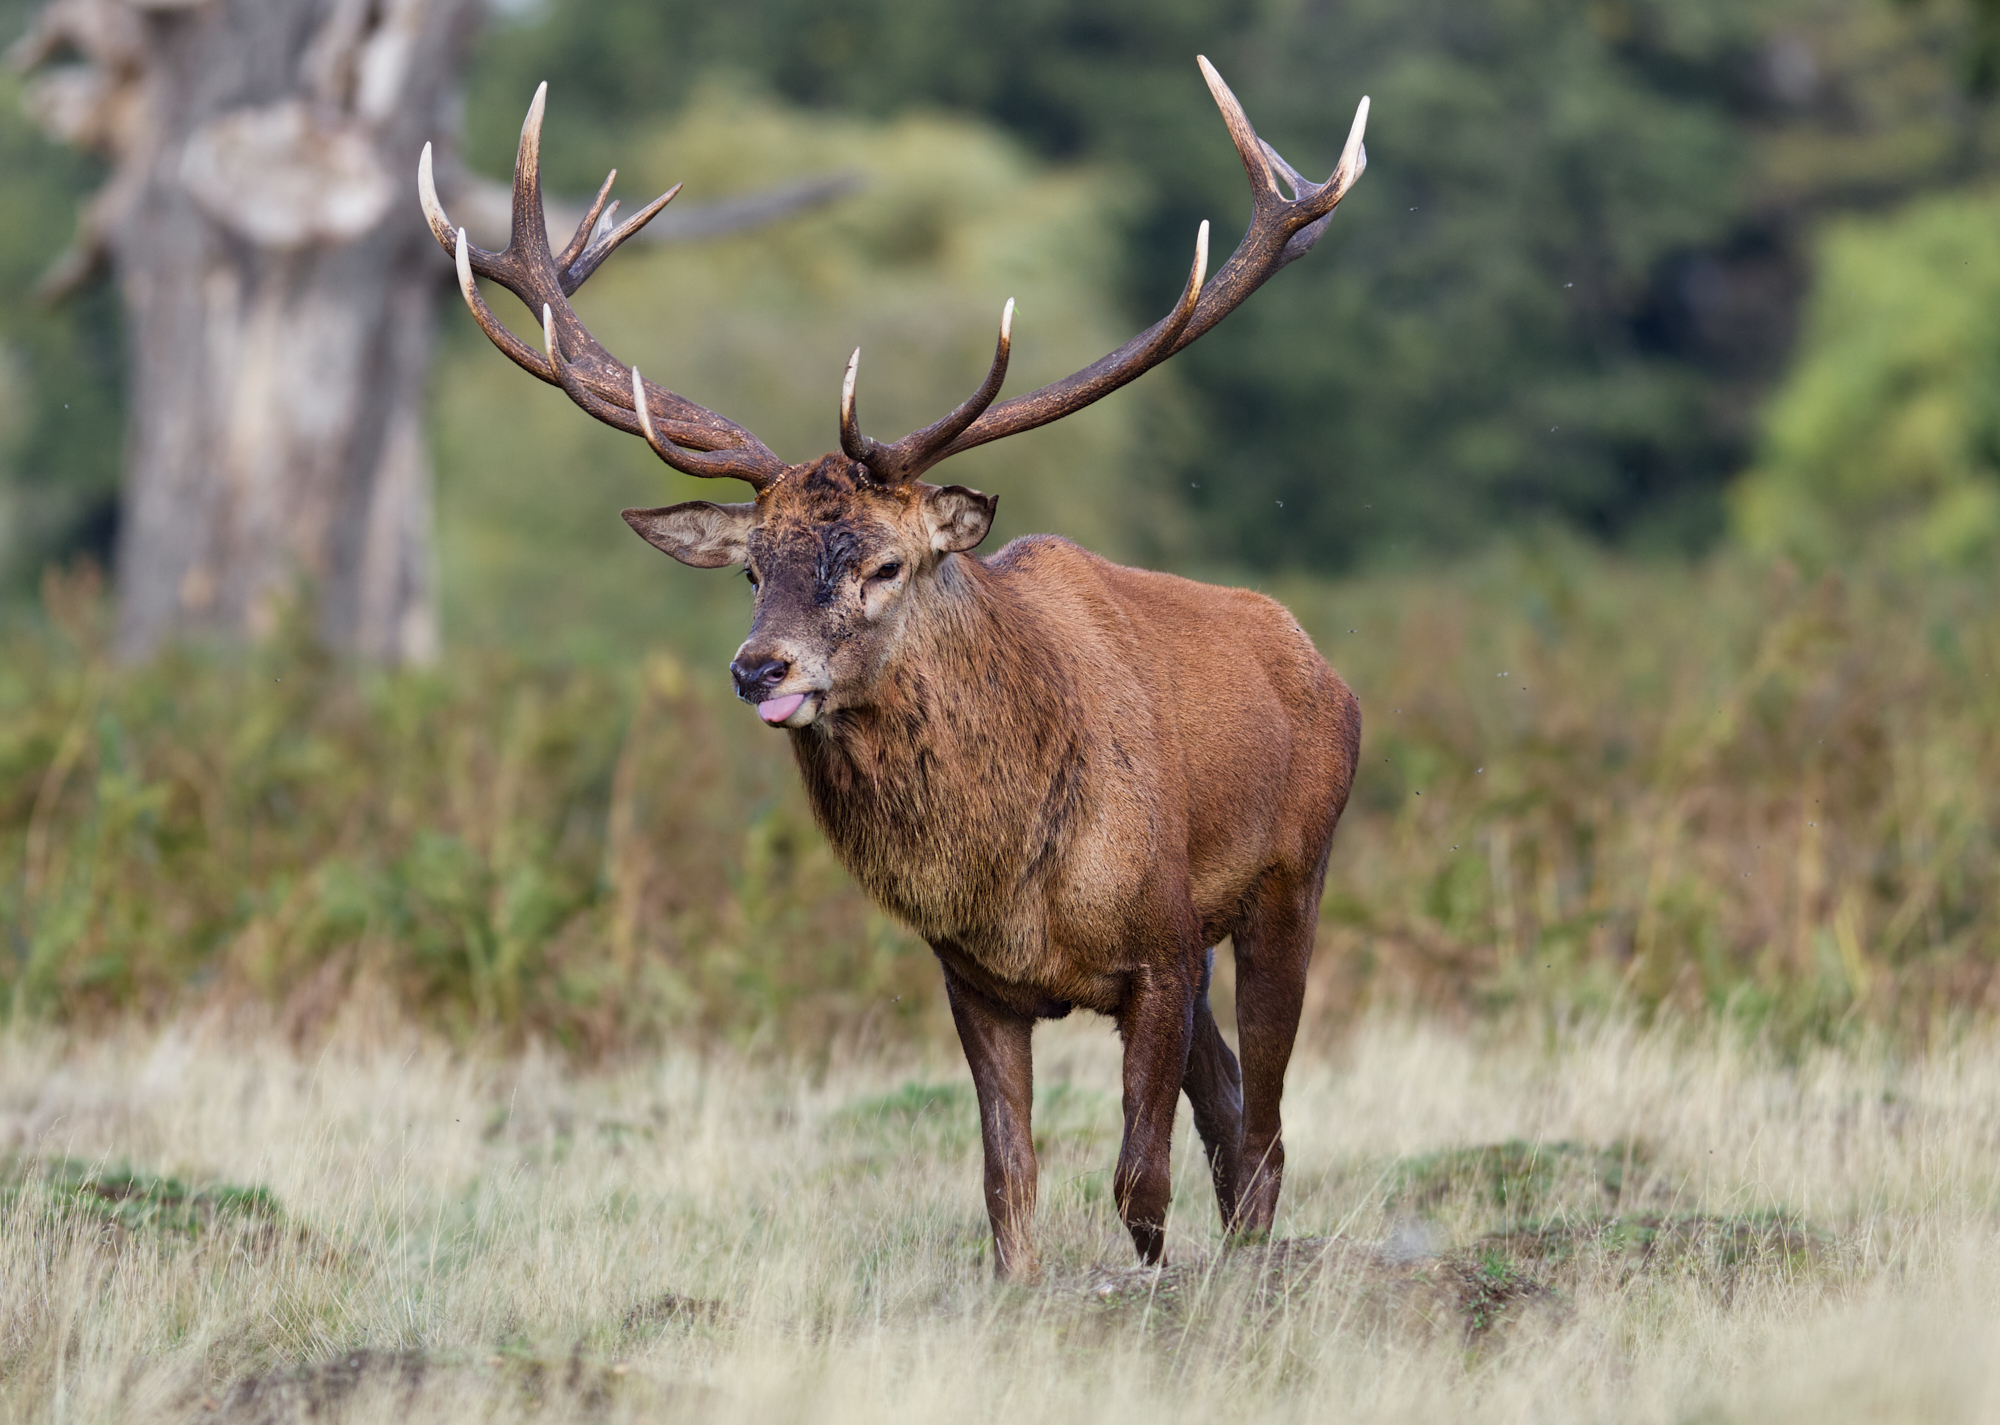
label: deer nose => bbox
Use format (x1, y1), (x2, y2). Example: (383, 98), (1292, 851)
(730, 655), (791, 701)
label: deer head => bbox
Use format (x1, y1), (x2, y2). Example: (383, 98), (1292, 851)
(420, 62), (1368, 727)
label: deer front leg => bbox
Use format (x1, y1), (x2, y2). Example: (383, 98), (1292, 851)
(939, 958), (1041, 1282)
(1114, 960), (1198, 1264)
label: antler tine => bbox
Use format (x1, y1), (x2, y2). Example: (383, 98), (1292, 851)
(1330, 95), (1370, 198)
(540, 303), (565, 382)
(840, 349), (876, 462)
(418, 143), (455, 253)
(535, 303), (780, 489)
(859, 299), (1016, 483)
(1272, 96), (1369, 264)
(629, 364), (782, 482)
(554, 169), (618, 275)
(540, 305), (776, 485)
(906, 297), (1016, 452)
(421, 138), (511, 283)
(1197, 56), (1281, 205)
(511, 82), (555, 262)
(421, 86), (790, 487)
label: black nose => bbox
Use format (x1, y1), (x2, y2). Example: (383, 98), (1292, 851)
(730, 655), (790, 701)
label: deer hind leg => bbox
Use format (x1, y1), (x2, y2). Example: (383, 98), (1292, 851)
(939, 959), (1041, 1282)
(1230, 872), (1318, 1238)
(1113, 955), (1199, 1265)
(1181, 947), (1245, 1229)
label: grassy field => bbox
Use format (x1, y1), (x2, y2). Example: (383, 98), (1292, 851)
(4, 546), (1998, 1419)
(6, 1008), (2000, 1424)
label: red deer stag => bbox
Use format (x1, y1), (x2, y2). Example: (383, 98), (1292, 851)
(418, 59), (1366, 1279)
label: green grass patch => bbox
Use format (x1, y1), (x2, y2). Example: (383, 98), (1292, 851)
(3, 1155), (286, 1241)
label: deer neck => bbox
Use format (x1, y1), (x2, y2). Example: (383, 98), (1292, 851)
(787, 552), (1079, 898)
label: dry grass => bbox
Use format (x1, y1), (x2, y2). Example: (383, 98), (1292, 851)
(5, 1008), (2000, 1424)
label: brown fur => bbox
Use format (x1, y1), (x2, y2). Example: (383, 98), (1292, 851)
(632, 455), (1361, 1278)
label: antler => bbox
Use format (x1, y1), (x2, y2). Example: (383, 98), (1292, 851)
(419, 84), (789, 488)
(846, 57), (1369, 484)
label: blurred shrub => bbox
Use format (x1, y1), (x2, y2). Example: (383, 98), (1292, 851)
(1288, 541), (2000, 1041)
(0, 567), (933, 1051)
(5, 547), (1999, 1049)
(433, 84), (1187, 661)
(1732, 190), (2000, 570)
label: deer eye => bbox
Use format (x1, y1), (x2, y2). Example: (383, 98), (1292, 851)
(745, 569), (759, 588)
(868, 561), (902, 584)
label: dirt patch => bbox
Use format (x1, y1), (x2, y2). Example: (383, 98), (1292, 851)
(201, 1350), (429, 1425)
(621, 1292), (731, 1334)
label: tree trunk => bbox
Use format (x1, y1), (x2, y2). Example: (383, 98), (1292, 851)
(16, 0), (484, 662)
(13, 0), (857, 660)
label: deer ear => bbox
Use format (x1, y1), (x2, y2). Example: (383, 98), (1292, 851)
(622, 502), (756, 568)
(921, 485), (997, 553)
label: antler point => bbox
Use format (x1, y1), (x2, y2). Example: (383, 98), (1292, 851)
(541, 303), (561, 373)
(632, 366), (663, 447)
(841, 348), (861, 409)
(419, 144), (453, 246)
(1197, 54), (1234, 106)
(1335, 97), (1372, 189)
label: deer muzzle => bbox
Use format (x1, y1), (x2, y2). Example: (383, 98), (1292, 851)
(730, 652), (824, 727)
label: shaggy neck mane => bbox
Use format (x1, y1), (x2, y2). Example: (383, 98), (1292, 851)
(787, 551), (1083, 886)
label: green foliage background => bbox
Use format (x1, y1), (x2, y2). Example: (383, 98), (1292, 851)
(466, 0), (1761, 567)
(1734, 189), (2000, 568)
(7, 0), (2000, 585)
(452, 0), (2000, 574)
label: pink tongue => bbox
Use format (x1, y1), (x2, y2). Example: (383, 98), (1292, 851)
(758, 692), (807, 724)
